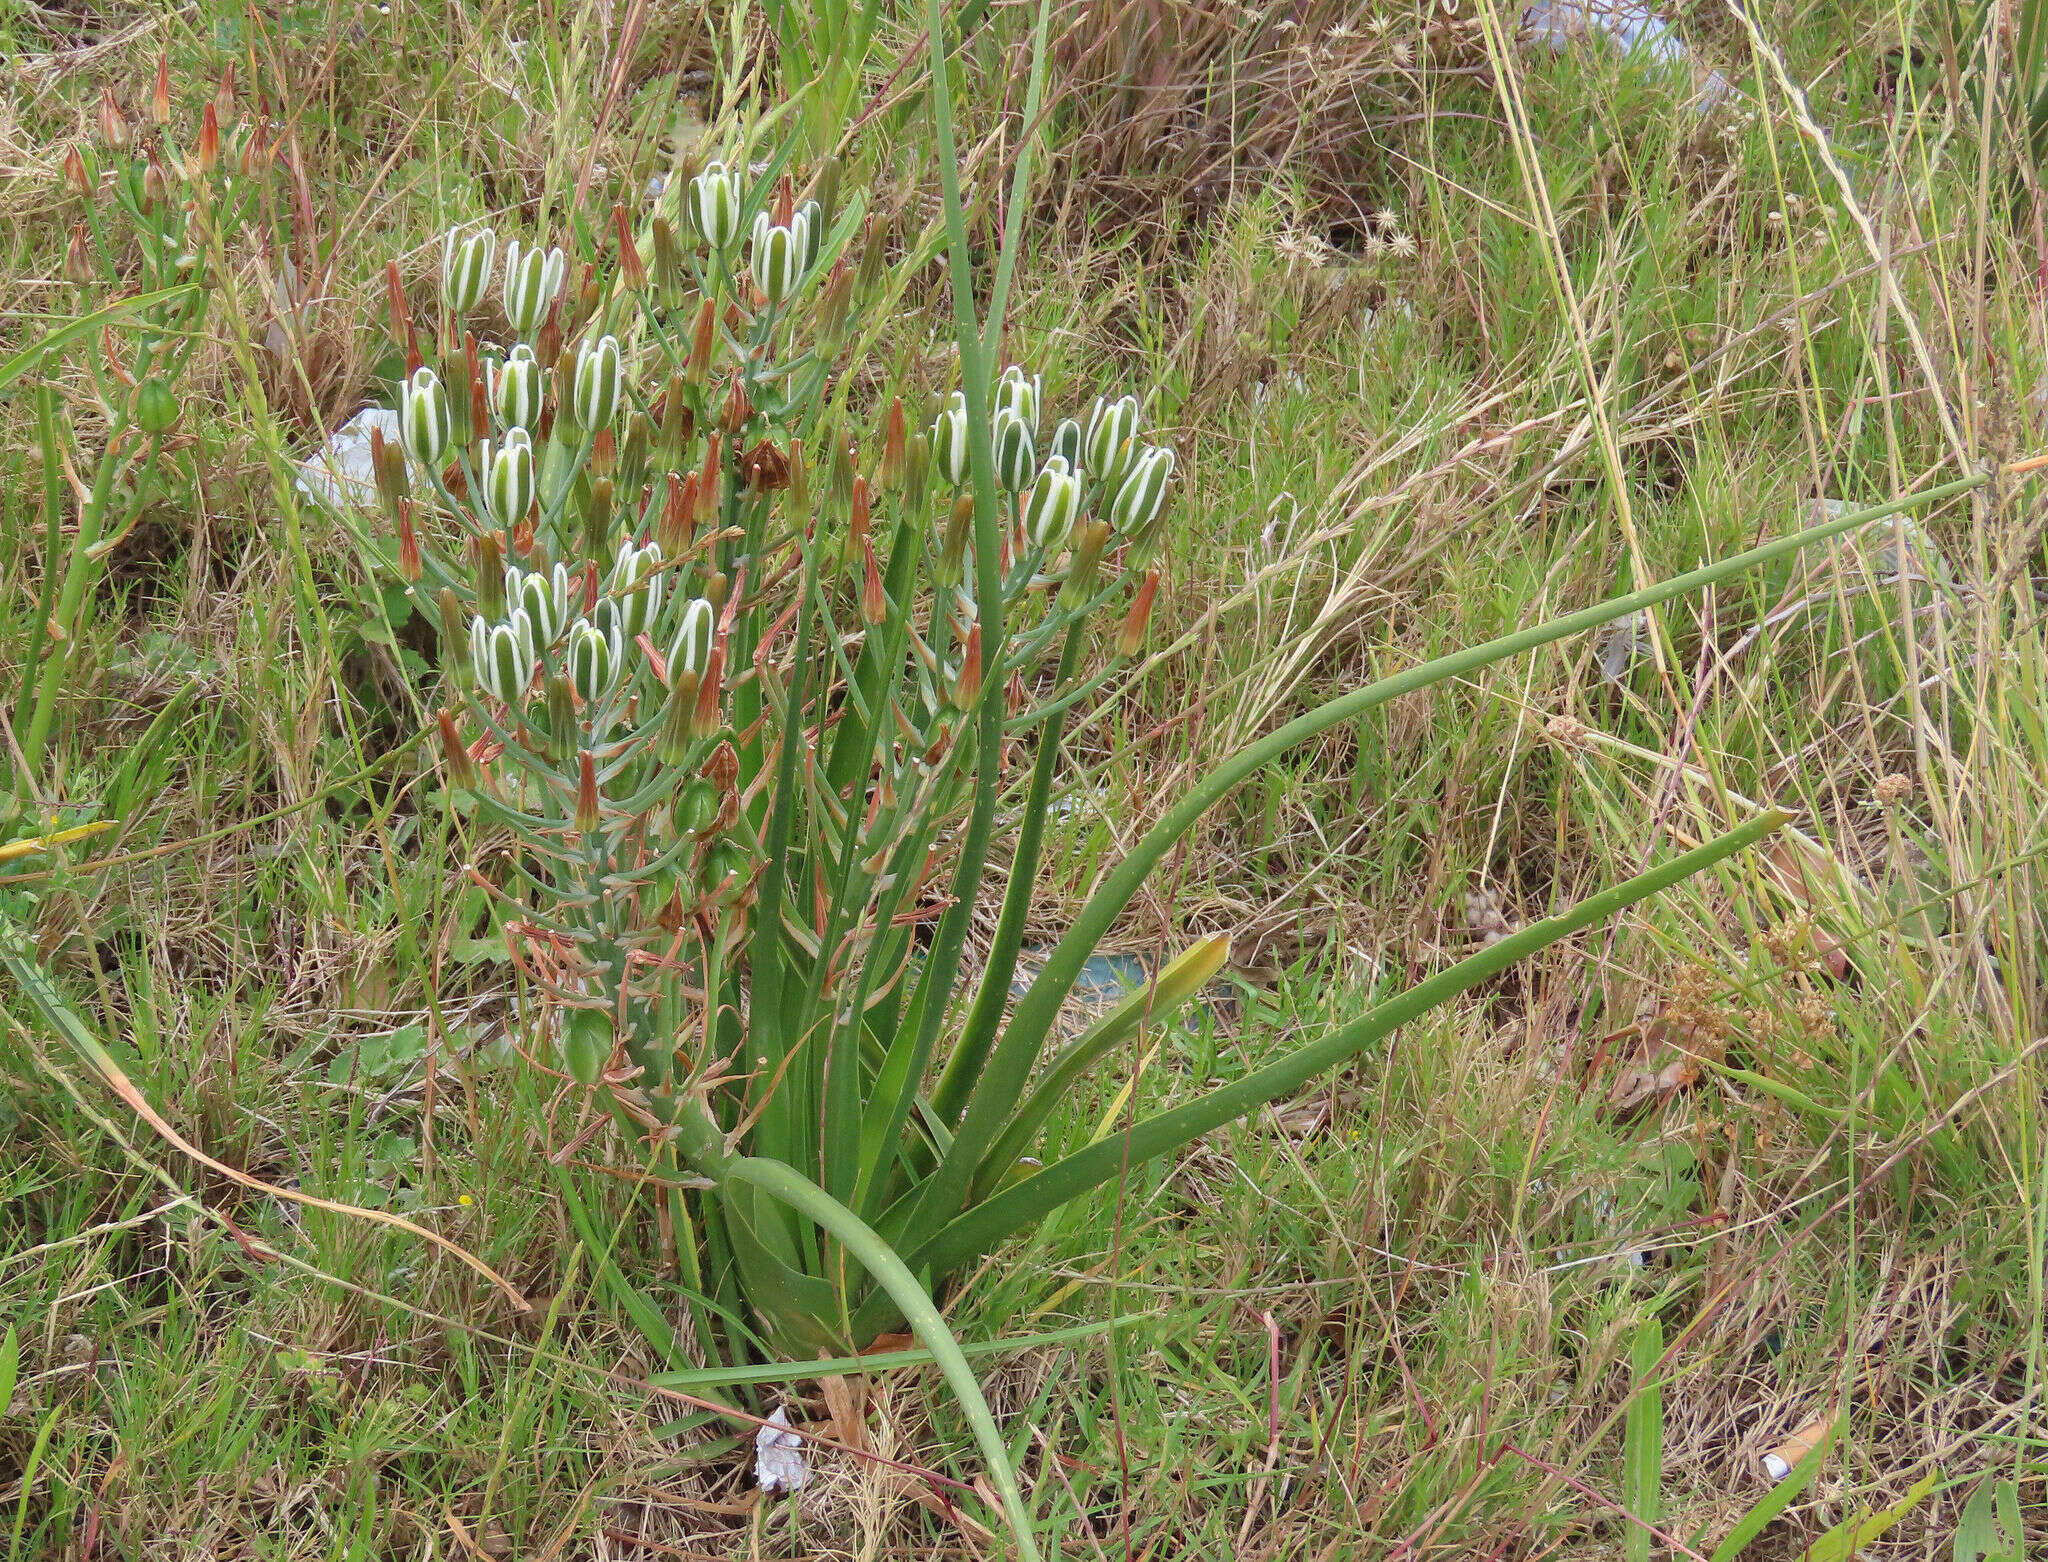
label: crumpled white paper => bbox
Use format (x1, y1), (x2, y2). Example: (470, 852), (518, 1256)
(294, 407), (400, 512)
(1524, 0), (1735, 110)
(754, 1406), (809, 1495)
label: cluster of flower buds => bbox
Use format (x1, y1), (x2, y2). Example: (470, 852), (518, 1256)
(921, 367), (1177, 561)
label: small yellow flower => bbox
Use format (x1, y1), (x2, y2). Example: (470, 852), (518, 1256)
(458, 1194), (474, 1207)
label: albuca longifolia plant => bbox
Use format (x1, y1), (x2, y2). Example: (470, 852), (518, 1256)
(338, 136), (1798, 1383)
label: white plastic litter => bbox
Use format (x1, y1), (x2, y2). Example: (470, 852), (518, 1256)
(295, 407), (400, 511)
(1524, 0), (1735, 110)
(754, 1406), (809, 1494)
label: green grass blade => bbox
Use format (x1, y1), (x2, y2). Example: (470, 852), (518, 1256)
(917, 811), (1785, 1275)
(1624, 1317), (1664, 1562)
(1803, 1468), (1938, 1561)
(652, 1314), (1138, 1391)
(0, 286), (199, 396)
(1703, 1409), (1839, 1561)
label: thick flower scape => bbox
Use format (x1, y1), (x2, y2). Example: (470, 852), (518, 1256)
(345, 163), (1177, 1354)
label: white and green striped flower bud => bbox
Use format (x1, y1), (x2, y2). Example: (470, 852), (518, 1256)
(992, 404), (1036, 494)
(573, 333), (625, 430)
(1085, 393), (1141, 487)
(399, 365), (453, 467)
(506, 560), (572, 648)
(472, 612), (536, 704)
(482, 427), (535, 528)
(1022, 455), (1081, 551)
(610, 539), (665, 639)
(489, 343), (544, 431)
(931, 391), (970, 487)
(797, 198), (824, 271)
(1110, 444), (1176, 547)
(667, 596), (716, 678)
(566, 616), (623, 702)
(502, 238), (566, 336)
(441, 225), (497, 316)
(748, 209), (807, 305)
(687, 161), (743, 252)
(1048, 417), (1082, 473)
(995, 364), (1041, 435)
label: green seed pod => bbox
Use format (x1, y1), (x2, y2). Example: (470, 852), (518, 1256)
(699, 842), (747, 901)
(903, 431), (930, 513)
(474, 534), (506, 618)
(618, 413), (651, 501)
(438, 587), (467, 676)
(561, 1007), (612, 1087)
(675, 777), (718, 836)
(133, 377), (179, 433)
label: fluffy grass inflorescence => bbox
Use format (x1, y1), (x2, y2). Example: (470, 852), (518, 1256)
(3, 0), (2047, 1557)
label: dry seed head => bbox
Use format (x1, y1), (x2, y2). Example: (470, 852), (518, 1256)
(1874, 772), (1913, 807)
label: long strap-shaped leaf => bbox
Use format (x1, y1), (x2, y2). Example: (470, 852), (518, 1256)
(905, 472), (1987, 1245)
(917, 809), (1786, 1275)
(728, 1156), (1043, 1562)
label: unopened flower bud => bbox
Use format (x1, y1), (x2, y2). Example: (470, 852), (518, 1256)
(950, 623), (982, 711)
(214, 64), (236, 125)
(1061, 518), (1111, 606)
(489, 342), (544, 431)
(502, 238), (566, 336)
(64, 222), (95, 285)
(1116, 569), (1160, 657)
(861, 537), (886, 625)
(484, 427), (536, 528)
(612, 203), (647, 292)
(992, 405), (1035, 493)
(397, 498), (422, 581)
(878, 397), (907, 491)
(937, 494), (973, 588)
(1109, 445), (1176, 555)
(441, 225), (497, 316)
(1086, 393), (1141, 488)
(1048, 417), (1082, 472)
(720, 371), (752, 436)
(63, 144), (94, 198)
(650, 215), (684, 292)
(610, 539), (665, 638)
(686, 160), (743, 251)
(667, 597), (716, 679)
(438, 587), (466, 673)
(748, 207), (808, 305)
(661, 472), (696, 555)
(142, 148), (171, 209)
(994, 364), (1041, 434)
(816, 259), (853, 343)
(576, 751), (602, 834)
(197, 102), (220, 174)
(546, 674), (576, 760)
(507, 560), (572, 647)
(471, 612), (536, 705)
(931, 391), (970, 487)
(438, 709), (478, 791)
(573, 333), (625, 429)
(474, 534), (506, 618)
(686, 294), (717, 386)
(568, 617), (623, 702)
(690, 642), (725, 739)
(98, 89), (132, 149)
(150, 55), (172, 127)
(1022, 455), (1080, 551)
(399, 365), (453, 466)
(371, 424), (409, 523)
